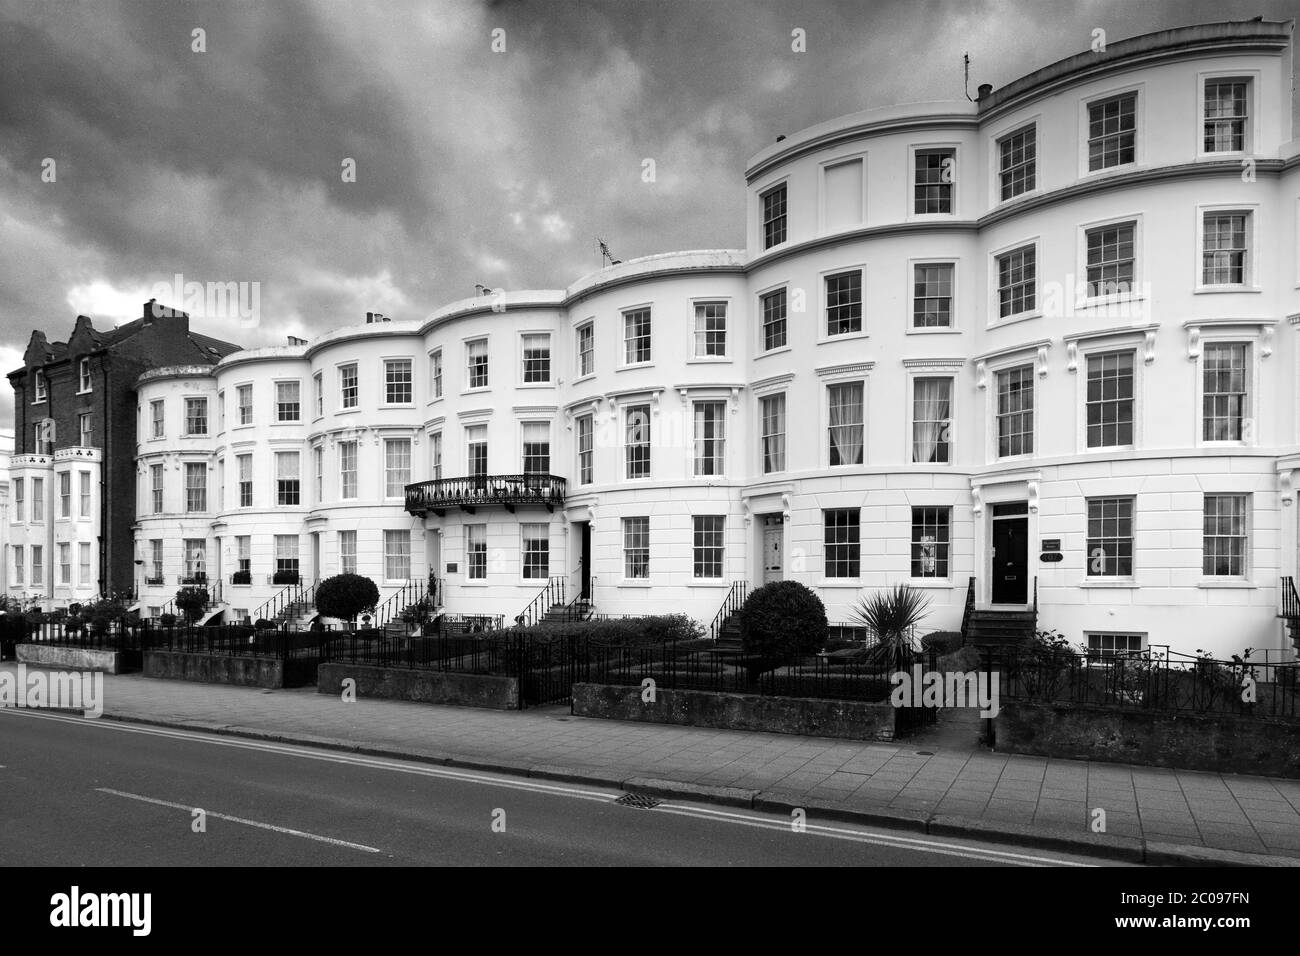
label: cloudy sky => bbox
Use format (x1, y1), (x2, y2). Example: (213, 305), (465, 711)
(0, 0), (1293, 421)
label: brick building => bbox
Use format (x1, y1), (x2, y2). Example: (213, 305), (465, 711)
(6, 301), (241, 606)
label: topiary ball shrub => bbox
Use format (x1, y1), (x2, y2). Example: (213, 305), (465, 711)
(920, 630), (963, 655)
(739, 581), (828, 673)
(254, 618), (275, 631)
(174, 586), (209, 624)
(315, 573), (380, 624)
(159, 613), (178, 628)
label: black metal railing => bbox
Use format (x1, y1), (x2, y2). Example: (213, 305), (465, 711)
(253, 577), (311, 624)
(1282, 576), (1300, 619)
(996, 645), (1300, 720)
(708, 581), (748, 642)
(405, 474), (566, 515)
(557, 576), (596, 623)
(959, 576), (975, 644)
(516, 576), (566, 628)
(373, 578), (428, 631)
(435, 612), (505, 634)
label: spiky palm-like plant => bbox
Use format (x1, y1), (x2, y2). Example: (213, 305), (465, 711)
(851, 584), (932, 669)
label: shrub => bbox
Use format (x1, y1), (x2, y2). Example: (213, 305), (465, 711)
(921, 630), (963, 655)
(159, 613), (178, 628)
(738, 581), (828, 670)
(851, 584), (932, 669)
(231, 570), (251, 585)
(254, 618), (275, 631)
(174, 586), (210, 624)
(938, 645), (984, 672)
(272, 570), (300, 585)
(315, 574), (380, 623)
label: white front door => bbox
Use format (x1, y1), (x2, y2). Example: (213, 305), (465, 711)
(762, 517), (783, 584)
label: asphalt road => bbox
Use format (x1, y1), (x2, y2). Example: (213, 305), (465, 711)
(0, 710), (1118, 867)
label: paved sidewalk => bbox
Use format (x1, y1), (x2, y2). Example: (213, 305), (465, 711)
(6, 665), (1300, 864)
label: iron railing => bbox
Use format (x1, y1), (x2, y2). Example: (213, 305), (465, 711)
(996, 645), (1300, 720)
(373, 578), (428, 631)
(405, 474), (566, 516)
(708, 581), (748, 641)
(253, 577), (312, 624)
(959, 576), (975, 644)
(557, 576), (596, 623)
(1282, 576), (1300, 619)
(516, 576), (566, 628)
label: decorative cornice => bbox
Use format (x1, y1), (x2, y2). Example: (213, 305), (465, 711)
(902, 357), (966, 370)
(815, 361), (875, 380)
(511, 404), (559, 416)
(750, 372), (796, 393)
(456, 407), (495, 420)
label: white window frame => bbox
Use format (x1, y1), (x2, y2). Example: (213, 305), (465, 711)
(78, 412), (93, 448)
(817, 153), (866, 234)
(339, 363), (359, 410)
(429, 350), (443, 401)
(520, 523), (550, 582)
(575, 322), (595, 380)
(313, 371), (324, 419)
(756, 282), (790, 354)
(823, 377), (866, 469)
(1078, 84), (1143, 178)
(991, 118), (1040, 205)
(465, 337), (490, 391)
(1077, 344), (1140, 453)
(908, 142), (959, 220)
(1201, 492), (1251, 582)
(689, 299), (730, 362)
(184, 396), (209, 437)
(519, 332), (553, 386)
(274, 380), (302, 423)
(820, 265), (866, 342)
(622, 516), (650, 582)
(759, 179), (789, 251)
(988, 236), (1041, 326)
(691, 515), (726, 581)
(822, 508), (861, 581)
(1197, 70), (1258, 158)
(621, 305), (653, 367)
(910, 506), (953, 582)
(759, 392), (786, 475)
(150, 399), (165, 439)
(1084, 496), (1136, 581)
(32, 369), (46, 404)
(383, 437), (412, 499)
(1195, 335), (1258, 449)
(1085, 632), (1148, 657)
(908, 258), (958, 333)
(1195, 204), (1260, 293)
(986, 357), (1037, 463)
(78, 358), (92, 394)
(520, 420), (551, 476)
(383, 529), (412, 583)
(575, 413), (594, 486)
(382, 358), (414, 407)
(339, 440), (358, 500)
(236, 383), (253, 425)
(1075, 213), (1143, 310)
(465, 524), (488, 582)
(906, 369), (958, 465)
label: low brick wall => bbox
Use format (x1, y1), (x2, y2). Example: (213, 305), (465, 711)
(572, 683), (896, 741)
(17, 643), (123, 674)
(144, 650), (284, 689)
(317, 662), (519, 710)
(995, 701), (1300, 778)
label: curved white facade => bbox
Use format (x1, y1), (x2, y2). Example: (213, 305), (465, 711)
(133, 20), (1300, 657)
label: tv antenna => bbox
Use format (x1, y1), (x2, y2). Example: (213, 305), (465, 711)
(596, 237), (621, 267)
(963, 52), (973, 102)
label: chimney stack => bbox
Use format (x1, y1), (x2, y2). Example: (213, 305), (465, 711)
(977, 83), (993, 99)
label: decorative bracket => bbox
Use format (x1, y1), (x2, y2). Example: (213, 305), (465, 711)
(741, 498), (752, 526)
(1036, 345), (1050, 379)
(1187, 327), (1201, 361)
(1262, 325), (1274, 359)
(1282, 469), (1295, 507)
(971, 485), (983, 518)
(975, 360), (987, 390)
(1144, 329), (1157, 365)
(1027, 479), (1040, 514)
(1066, 341), (1078, 373)
(780, 492), (791, 523)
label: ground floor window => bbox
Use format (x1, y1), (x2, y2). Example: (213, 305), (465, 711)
(79, 542), (91, 586)
(1086, 632), (1146, 657)
(384, 530), (411, 581)
(823, 509), (860, 579)
(275, 535), (299, 580)
(521, 523), (549, 579)
(467, 524), (487, 580)
(910, 507), (951, 578)
(338, 530), (356, 575)
(623, 517), (649, 580)
(183, 539), (206, 583)
(692, 516), (724, 579)
(1087, 497), (1133, 576)
(1203, 494), (1248, 577)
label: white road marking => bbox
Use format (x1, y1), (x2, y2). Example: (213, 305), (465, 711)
(95, 787), (382, 854)
(9, 708), (1104, 866)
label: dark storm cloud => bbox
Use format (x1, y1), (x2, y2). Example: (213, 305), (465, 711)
(0, 0), (1292, 399)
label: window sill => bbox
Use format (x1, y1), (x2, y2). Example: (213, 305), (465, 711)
(378, 404), (417, 410)
(988, 311), (1042, 329)
(1197, 579), (1256, 589)
(518, 382), (555, 390)
(75, 389), (92, 396)
(462, 580), (490, 588)
(907, 579), (957, 588)
(906, 326), (959, 335)
(571, 373), (596, 387)
(1073, 293), (1147, 311)
(1193, 285), (1261, 295)
(1079, 580), (1138, 588)
(758, 346), (792, 358)
(461, 387), (492, 396)
(687, 580), (728, 588)
(617, 363), (655, 373)
(686, 357), (731, 365)
(616, 581), (653, 588)
(818, 580), (863, 588)
(819, 331), (869, 345)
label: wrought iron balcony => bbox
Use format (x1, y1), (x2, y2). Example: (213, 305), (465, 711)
(405, 474), (566, 517)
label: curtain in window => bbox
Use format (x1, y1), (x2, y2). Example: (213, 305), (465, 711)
(693, 402), (725, 475)
(912, 378), (951, 463)
(828, 383), (863, 466)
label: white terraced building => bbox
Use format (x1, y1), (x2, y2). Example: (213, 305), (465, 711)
(133, 19), (1300, 658)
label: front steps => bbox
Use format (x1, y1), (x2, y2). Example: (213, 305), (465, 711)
(964, 608), (1036, 647)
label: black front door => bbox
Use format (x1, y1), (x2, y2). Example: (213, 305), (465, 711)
(991, 509), (1029, 604)
(580, 522), (592, 600)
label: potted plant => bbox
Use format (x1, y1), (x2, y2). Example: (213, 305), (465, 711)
(851, 584), (932, 671)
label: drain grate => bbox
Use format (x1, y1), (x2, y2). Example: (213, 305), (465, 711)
(914, 751), (935, 756)
(614, 792), (662, 810)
